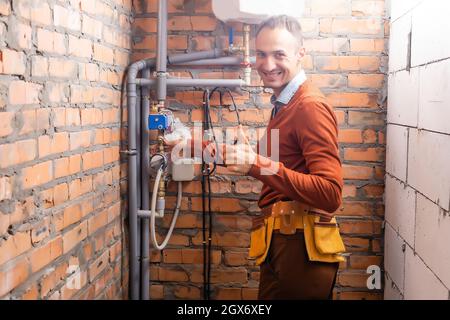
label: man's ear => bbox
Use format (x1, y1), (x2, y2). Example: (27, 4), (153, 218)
(297, 47), (306, 60)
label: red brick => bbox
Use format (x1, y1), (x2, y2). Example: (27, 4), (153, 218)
(191, 16), (217, 31)
(192, 268), (247, 284)
(45, 82), (68, 103)
(350, 39), (384, 53)
(224, 251), (248, 266)
(82, 150), (104, 170)
(0, 231), (32, 266)
(155, 267), (189, 282)
(310, 74), (346, 88)
(40, 262), (68, 298)
(49, 58), (78, 78)
(320, 18), (382, 35)
(348, 111), (384, 126)
(88, 209), (108, 235)
(94, 43), (114, 64)
(311, 0), (350, 15)
(326, 92), (378, 108)
(37, 29), (66, 54)
(344, 147), (384, 162)
(0, 0), (11, 15)
(81, 14), (101, 39)
(31, 217), (50, 244)
(53, 183), (69, 205)
(30, 236), (63, 272)
(54, 5), (81, 31)
(215, 287), (242, 300)
(66, 108), (81, 126)
(21, 283), (39, 300)
(68, 35), (93, 58)
(88, 250), (109, 281)
(79, 63), (100, 81)
(0, 49), (26, 75)
(192, 231), (250, 247)
(53, 108), (66, 128)
(349, 255), (382, 270)
(215, 215), (252, 230)
(348, 74), (384, 89)
(343, 164), (373, 180)
(9, 81), (42, 105)
(11, 22), (32, 49)
(173, 285), (201, 299)
(191, 35), (215, 51)
(362, 185), (384, 198)
(68, 176), (92, 200)
(15, 0), (52, 25)
(21, 160), (53, 189)
(0, 258), (29, 297)
(149, 284), (164, 299)
(168, 35), (188, 50)
(339, 129), (363, 143)
(191, 197), (245, 213)
(62, 221), (88, 253)
(69, 130), (91, 150)
(0, 139), (36, 168)
(38, 132), (70, 158)
(242, 288), (258, 300)
(337, 201), (373, 216)
(343, 184), (357, 198)
(31, 56), (49, 77)
(343, 237), (370, 252)
(339, 220), (382, 235)
(352, 1), (385, 16)
(0, 112), (14, 137)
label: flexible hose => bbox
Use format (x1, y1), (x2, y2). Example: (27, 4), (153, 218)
(150, 166), (182, 250)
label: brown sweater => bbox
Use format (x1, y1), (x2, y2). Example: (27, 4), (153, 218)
(248, 80), (343, 214)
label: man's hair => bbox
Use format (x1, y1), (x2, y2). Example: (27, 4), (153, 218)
(256, 15), (303, 47)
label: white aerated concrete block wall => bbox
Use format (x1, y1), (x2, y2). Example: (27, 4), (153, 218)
(385, 0), (450, 300)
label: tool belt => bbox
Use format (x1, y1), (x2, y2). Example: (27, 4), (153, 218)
(249, 201), (346, 265)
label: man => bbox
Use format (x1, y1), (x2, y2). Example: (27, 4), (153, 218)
(225, 15), (345, 300)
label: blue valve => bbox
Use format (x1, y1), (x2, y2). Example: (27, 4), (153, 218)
(148, 114), (169, 130)
(228, 27), (234, 46)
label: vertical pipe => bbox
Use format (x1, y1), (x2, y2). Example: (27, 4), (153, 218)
(127, 79), (139, 300)
(140, 69), (151, 300)
(136, 86), (142, 210)
(156, 0), (168, 101)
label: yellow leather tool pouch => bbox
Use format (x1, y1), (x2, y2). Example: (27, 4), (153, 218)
(249, 223), (267, 258)
(303, 214), (346, 263)
(313, 219), (346, 255)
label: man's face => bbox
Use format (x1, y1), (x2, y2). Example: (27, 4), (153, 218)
(255, 27), (305, 95)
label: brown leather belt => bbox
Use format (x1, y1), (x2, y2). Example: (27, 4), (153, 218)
(251, 201), (333, 231)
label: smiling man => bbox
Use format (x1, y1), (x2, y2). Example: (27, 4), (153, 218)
(225, 15), (346, 300)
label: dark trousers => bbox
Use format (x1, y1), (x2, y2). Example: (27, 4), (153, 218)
(258, 231), (339, 300)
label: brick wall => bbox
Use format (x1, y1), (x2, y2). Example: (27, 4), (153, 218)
(0, 0), (132, 299)
(384, 0), (450, 300)
(133, 0), (388, 300)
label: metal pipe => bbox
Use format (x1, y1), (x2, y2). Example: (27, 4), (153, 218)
(169, 56), (256, 66)
(126, 66), (141, 301)
(156, 0), (168, 101)
(136, 78), (245, 88)
(136, 86), (141, 210)
(167, 49), (222, 64)
(140, 69), (151, 300)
